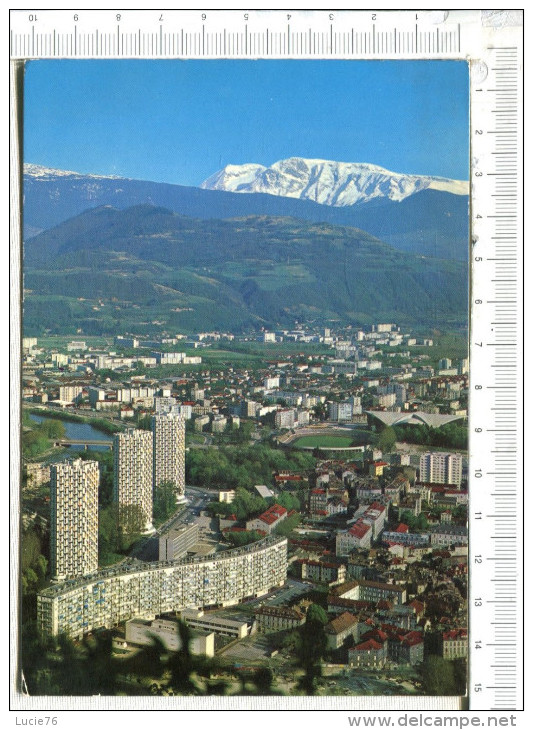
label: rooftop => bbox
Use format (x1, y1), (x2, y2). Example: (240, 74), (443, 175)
(365, 410), (465, 428)
(325, 611), (359, 635)
(256, 504), (287, 526)
(40, 535), (287, 597)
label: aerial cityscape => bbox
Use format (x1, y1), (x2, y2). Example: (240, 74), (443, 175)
(20, 59), (469, 698)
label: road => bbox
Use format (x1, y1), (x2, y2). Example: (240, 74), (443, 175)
(130, 486), (217, 561)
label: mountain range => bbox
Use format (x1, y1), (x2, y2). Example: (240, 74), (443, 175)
(23, 204), (468, 336)
(23, 160), (469, 261)
(201, 157), (468, 206)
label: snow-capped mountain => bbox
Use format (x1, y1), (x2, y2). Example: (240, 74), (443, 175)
(201, 157), (468, 206)
(23, 160), (469, 260)
(24, 163), (123, 180)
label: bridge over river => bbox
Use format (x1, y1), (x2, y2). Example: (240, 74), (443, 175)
(54, 438), (113, 450)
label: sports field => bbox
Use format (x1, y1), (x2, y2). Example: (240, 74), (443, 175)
(292, 434), (356, 449)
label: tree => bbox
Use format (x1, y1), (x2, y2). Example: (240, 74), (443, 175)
(118, 503), (147, 535)
(400, 466), (417, 485)
(399, 510), (416, 530)
(98, 505), (120, 562)
(276, 492), (300, 512)
(225, 530), (263, 547)
(39, 419), (66, 439)
(20, 528), (49, 605)
(413, 513), (428, 531)
(21, 629), (120, 696)
(377, 426), (397, 453)
(79, 449), (114, 506)
(274, 513), (301, 537)
(229, 421), (254, 444)
(417, 655), (464, 695)
(153, 481), (178, 523)
(137, 413), (152, 431)
(295, 603), (328, 695)
(312, 403), (328, 421)
(306, 603), (328, 625)
(21, 430), (49, 458)
(21, 529), (42, 573)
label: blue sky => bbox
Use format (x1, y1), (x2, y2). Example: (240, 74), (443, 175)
(24, 59), (469, 185)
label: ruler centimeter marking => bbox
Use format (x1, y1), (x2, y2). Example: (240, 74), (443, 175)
(470, 44), (523, 711)
(9, 9), (523, 711)
(9, 11), (461, 59)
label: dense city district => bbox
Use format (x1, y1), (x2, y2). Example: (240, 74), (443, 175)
(21, 323), (468, 696)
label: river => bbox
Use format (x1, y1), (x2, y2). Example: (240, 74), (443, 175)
(29, 413), (112, 450)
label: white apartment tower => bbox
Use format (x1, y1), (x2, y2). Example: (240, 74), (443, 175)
(59, 385), (83, 403)
(50, 459), (99, 581)
(152, 412), (186, 498)
(114, 429), (154, 534)
(419, 452), (463, 488)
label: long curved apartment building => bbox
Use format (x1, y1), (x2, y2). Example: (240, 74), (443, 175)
(37, 536), (287, 638)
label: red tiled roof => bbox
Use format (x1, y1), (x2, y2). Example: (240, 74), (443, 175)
(348, 520), (371, 539)
(257, 503), (287, 525)
(401, 631), (424, 647)
(360, 628), (388, 642)
(396, 523), (409, 533)
(352, 639), (384, 651)
(443, 629), (468, 641)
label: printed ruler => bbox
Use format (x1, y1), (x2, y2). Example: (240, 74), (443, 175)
(10, 9), (461, 59)
(10, 9), (523, 711)
(469, 39), (523, 711)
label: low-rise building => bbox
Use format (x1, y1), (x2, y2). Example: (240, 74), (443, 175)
(254, 485), (274, 499)
(428, 525), (468, 547)
(332, 580), (406, 607)
(246, 504), (287, 535)
(336, 520), (372, 555)
(194, 415), (210, 432)
(360, 502), (388, 539)
(25, 462), (51, 486)
(125, 616), (215, 656)
(211, 415), (227, 433)
(387, 630), (424, 665)
(158, 523), (199, 561)
(325, 611), (361, 650)
(274, 409), (297, 429)
(180, 608), (250, 639)
(219, 491), (236, 503)
(298, 559), (346, 586)
(442, 629), (468, 659)
(348, 638), (387, 669)
(254, 605), (305, 632)
(382, 526), (430, 548)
